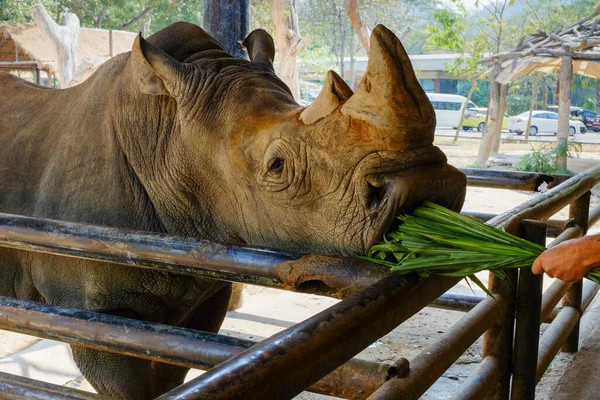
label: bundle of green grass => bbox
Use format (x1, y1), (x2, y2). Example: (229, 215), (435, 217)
(363, 201), (600, 294)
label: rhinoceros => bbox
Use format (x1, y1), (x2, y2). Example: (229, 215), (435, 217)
(0, 22), (466, 398)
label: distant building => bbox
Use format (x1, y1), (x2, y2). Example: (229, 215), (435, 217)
(337, 53), (467, 94)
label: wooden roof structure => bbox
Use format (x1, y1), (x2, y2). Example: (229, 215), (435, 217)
(0, 23), (136, 74)
(479, 5), (600, 84)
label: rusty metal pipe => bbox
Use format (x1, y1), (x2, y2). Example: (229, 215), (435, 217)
(582, 281), (600, 312)
(460, 168), (568, 191)
(430, 292), (483, 312)
(487, 164), (600, 236)
(542, 280), (599, 324)
(588, 204), (600, 227)
(0, 213), (388, 298)
(366, 295), (505, 400)
(0, 371), (112, 400)
(0, 297), (392, 399)
(536, 306), (580, 383)
(157, 273), (459, 400)
(451, 355), (501, 400)
(0, 296), (253, 370)
(541, 280), (573, 323)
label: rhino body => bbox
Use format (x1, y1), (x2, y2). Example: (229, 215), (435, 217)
(0, 22), (465, 398)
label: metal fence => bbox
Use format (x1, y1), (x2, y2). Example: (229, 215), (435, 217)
(0, 166), (599, 399)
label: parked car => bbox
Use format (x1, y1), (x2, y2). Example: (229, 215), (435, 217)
(581, 111), (600, 131)
(592, 115), (600, 132)
(463, 107), (509, 132)
(508, 111), (586, 136)
(426, 93), (477, 129)
(548, 106), (599, 131)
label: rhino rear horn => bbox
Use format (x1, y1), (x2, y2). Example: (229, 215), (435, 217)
(340, 25), (434, 131)
(300, 71), (353, 125)
(242, 30), (275, 72)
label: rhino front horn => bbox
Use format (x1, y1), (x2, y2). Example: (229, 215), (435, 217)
(340, 25), (435, 132)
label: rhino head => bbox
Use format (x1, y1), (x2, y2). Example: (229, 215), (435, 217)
(127, 23), (466, 256)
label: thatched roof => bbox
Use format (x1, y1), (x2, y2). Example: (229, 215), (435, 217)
(479, 6), (600, 83)
(0, 22), (136, 73)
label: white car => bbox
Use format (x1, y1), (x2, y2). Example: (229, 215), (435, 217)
(508, 111), (586, 136)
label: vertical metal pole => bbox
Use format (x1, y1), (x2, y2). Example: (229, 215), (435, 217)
(562, 191), (590, 352)
(483, 271), (518, 399)
(203, 0), (250, 59)
(34, 68), (40, 84)
(511, 220), (546, 400)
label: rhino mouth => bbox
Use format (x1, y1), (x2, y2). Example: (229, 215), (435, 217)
(362, 163), (467, 254)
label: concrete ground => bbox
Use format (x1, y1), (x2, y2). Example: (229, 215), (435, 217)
(2, 138), (600, 399)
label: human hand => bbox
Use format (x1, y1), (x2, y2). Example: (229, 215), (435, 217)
(532, 236), (600, 282)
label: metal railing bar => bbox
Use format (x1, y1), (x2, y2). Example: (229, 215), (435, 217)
(366, 295), (506, 400)
(451, 355), (501, 400)
(582, 281), (600, 313)
(536, 306), (580, 383)
(0, 296), (394, 399)
(541, 280), (573, 324)
(460, 168), (569, 191)
(542, 280), (599, 324)
(430, 292), (484, 312)
(156, 274), (459, 400)
(0, 371), (113, 400)
(0, 213), (388, 298)
(487, 164), (600, 235)
(0, 296), (252, 370)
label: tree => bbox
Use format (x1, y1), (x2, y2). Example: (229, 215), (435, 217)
(426, 4), (486, 142)
(271, 0), (306, 100)
(298, 0), (440, 85)
(31, 2), (79, 87)
(473, 0), (529, 166)
(1, 1), (203, 35)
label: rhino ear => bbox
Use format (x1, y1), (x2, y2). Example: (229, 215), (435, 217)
(300, 71), (353, 125)
(130, 34), (187, 96)
(241, 29), (275, 72)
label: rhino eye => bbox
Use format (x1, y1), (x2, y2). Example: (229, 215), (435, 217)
(268, 158), (285, 174)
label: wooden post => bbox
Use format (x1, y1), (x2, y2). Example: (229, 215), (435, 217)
(556, 56), (573, 170)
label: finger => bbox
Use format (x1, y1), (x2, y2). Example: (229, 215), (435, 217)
(532, 258), (544, 275)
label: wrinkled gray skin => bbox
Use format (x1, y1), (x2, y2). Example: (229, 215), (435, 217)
(0, 22), (466, 398)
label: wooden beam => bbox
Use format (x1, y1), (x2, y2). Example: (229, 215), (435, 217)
(556, 56), (573, 170)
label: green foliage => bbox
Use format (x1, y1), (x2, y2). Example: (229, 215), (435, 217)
(514, 141), (582, 175)
(425, 3), (486, 79)
(0, 0), (202, 33)
(457, 80), (489, 107)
